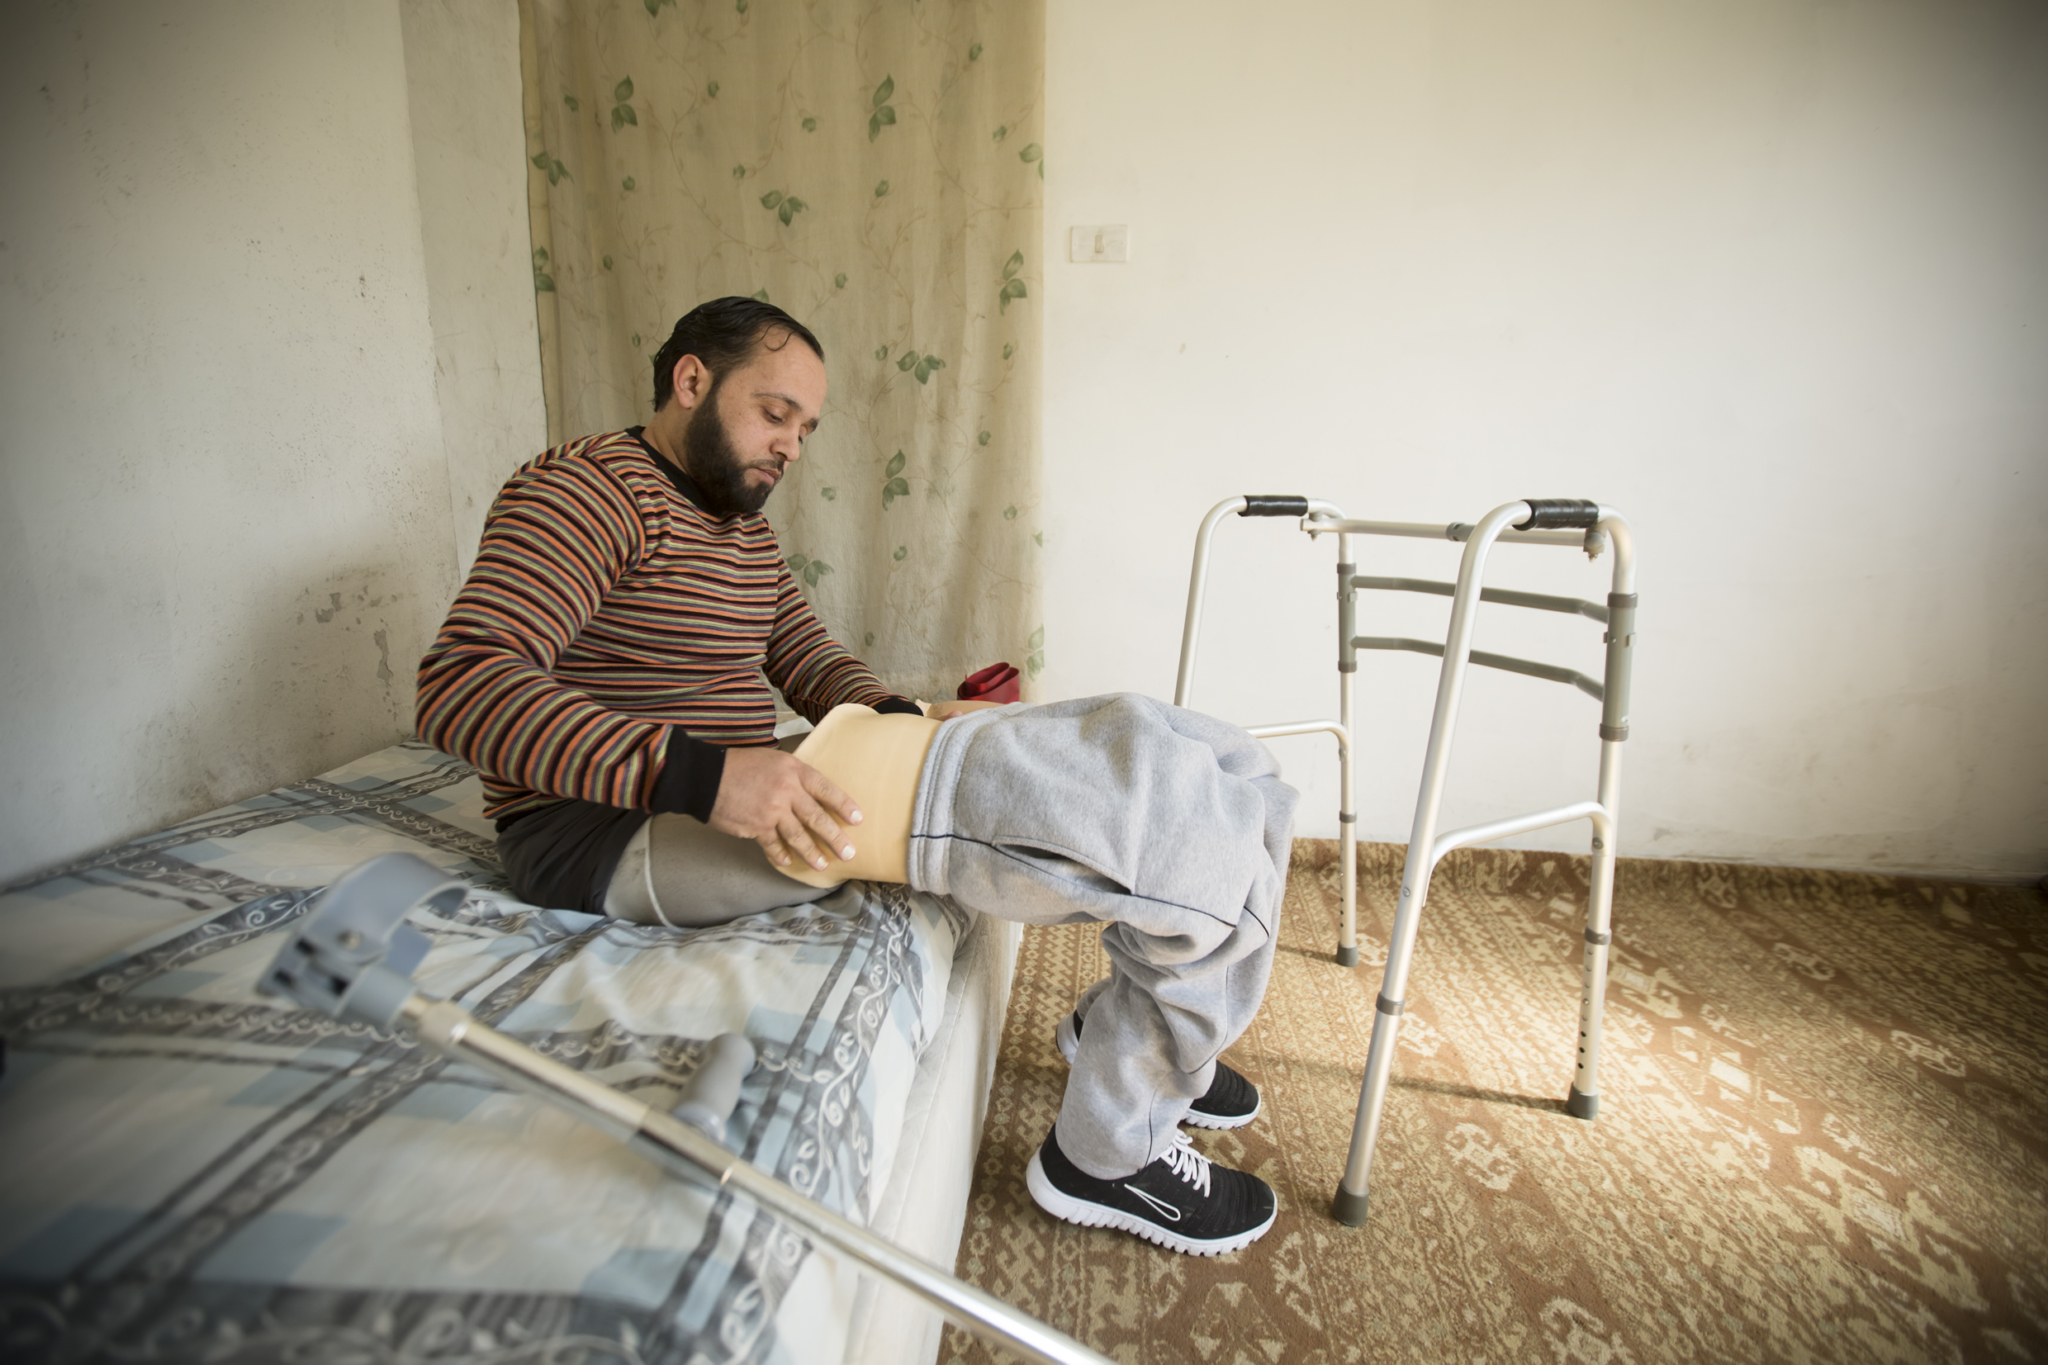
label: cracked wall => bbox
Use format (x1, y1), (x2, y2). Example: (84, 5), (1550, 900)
(0, 1), (467, 884)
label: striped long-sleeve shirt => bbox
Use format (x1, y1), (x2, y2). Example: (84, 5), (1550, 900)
(416, 428), (907, 825)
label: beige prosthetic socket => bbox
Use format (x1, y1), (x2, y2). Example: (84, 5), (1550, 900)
(774, 703), (942, 888)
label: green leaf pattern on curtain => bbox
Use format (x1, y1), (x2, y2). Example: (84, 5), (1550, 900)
(520, 0), (1044, 702)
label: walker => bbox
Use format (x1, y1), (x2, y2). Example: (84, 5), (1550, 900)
(1175, 496), (1638, 1228)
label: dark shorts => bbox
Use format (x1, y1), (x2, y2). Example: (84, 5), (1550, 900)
(495, 799), (647, 913)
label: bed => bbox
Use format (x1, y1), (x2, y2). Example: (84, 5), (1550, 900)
(0, 739), (1020, 1365)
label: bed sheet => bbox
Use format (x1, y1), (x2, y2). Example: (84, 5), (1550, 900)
(0, 740), (971, 1365)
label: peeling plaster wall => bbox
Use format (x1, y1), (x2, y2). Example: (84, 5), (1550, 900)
(1041, 0), (2048, 879)
(0, 2), (457, 885)
(398, 0), (547, 579)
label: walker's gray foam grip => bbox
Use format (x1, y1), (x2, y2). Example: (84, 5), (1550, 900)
(1240, 495), (1310, 517)
(673, 1033), (757, 1144)
(1516, 499), (1600, 530)
(1332, 1185), (1371, 1227)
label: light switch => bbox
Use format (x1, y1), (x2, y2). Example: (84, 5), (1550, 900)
(1069, 224), (1130, 264)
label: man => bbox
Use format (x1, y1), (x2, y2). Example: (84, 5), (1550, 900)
(418, 297), (1287, 1256)
(418, 297), (953, 917)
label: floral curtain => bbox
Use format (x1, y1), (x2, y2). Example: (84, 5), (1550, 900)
(518, 0), (1044, 703)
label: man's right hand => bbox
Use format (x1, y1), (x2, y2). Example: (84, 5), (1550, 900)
(708, 746), (863, 871)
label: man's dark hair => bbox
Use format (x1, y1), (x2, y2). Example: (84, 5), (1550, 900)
(650, 296), (825, 411)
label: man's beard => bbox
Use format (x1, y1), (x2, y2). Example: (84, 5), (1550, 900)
(682, 383), (781, 518)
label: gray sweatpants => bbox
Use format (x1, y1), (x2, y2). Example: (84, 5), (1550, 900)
(908, 693), (1298, 1179)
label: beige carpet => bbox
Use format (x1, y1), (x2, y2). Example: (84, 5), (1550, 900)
(941, 840), (2048, 1364)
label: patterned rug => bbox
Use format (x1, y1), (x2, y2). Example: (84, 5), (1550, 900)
(941, 840), (2048, 1364)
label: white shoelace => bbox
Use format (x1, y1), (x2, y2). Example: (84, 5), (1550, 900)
(1160, 1131), (1213, 1197)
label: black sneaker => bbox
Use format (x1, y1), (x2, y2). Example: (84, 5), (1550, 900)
(1056, 1010), (1261, 1130)
(1026, 1123), (1278, 1256)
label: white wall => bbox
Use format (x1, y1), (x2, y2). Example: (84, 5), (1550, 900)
(1041, 0), (2048, 879)
(4, 1), (2038, 886)
(0, 1), (534, 887)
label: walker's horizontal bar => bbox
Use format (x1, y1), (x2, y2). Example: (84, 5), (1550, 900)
(1304, 517), (1588, 547)
(1245, 718), (1352, 749)
(1427, 800), (1611, 871)
(1353, 637), (1605, 701)
(1447, 523), (1592, 547)
(1352, 576), (1609, 624)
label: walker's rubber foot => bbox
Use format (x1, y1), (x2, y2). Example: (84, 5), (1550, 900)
(1335, 945), (1360, 968)
(1331, 1186), (1370, 1227)
(1566, 1086), (1599, 1121)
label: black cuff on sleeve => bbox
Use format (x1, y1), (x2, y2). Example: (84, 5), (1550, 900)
(653, 729), (728, 823)
(871, 696), (924, 717)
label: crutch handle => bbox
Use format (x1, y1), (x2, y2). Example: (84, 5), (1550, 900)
(1240, 494), (1310, 517)
(1515, 499), (1601, 529)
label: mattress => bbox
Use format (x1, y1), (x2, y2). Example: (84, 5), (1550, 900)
(0, 739), (1018, 1365)
(847, 899), (1018, 1365)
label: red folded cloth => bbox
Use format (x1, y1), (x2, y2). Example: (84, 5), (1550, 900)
(957, 661), (1021, 704)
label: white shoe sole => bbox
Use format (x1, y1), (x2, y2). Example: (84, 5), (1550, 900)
(1182, 1096), (1260, 1131)
(1025, 1150), (1277, 1257)
(1057, 1013), (1261, 1131)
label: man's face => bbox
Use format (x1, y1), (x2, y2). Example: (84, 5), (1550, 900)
(681, 334), (827, 518)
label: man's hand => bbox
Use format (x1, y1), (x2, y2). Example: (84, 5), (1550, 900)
(925, 698), (1007, 722)
(709, 746), (863, 871)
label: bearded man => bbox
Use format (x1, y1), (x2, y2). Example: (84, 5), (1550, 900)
(419, 296), (1290, 1257)
(417, 296), (986, 920)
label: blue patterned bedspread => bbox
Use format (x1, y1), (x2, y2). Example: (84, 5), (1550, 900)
(0, 741), (969, 1365)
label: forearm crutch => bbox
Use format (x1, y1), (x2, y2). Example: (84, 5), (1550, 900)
(1176, 496), (1637, 1229)
(259, 853), (1113, 1365)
